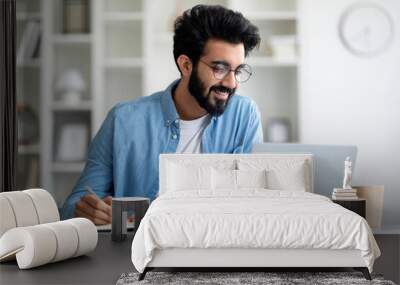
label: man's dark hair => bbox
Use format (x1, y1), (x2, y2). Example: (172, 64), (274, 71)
(173, 5), (261, 73)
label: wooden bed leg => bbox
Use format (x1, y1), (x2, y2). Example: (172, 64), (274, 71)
(354, 267), (372, 280)
(362, 268), (372, 280)
(138, 268), (148, 281)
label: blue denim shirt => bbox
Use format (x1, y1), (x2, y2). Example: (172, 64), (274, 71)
(60, 80), (263, 219)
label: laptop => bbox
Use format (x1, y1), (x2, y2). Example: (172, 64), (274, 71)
(252, 143), (358, 197)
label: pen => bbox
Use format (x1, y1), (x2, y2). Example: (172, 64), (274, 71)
(84, 185), (111, 210)
(84, 186), (112, 224)
(84, 185), (98, 197)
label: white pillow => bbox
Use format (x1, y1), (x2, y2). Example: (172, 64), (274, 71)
(236, 169), (268, 189)
(167, 162), (212, 191)
(266, 163), (306, 191)
(212, 168), (236, 190)
(211, 169), (268, 190)
(237, 159), (309, 191)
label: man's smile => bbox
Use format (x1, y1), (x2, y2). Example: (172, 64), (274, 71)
(213, 90), (229, 100)
(209, 85), (235, 102)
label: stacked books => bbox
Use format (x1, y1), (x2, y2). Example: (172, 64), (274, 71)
(332, 188), (358, 200)
(17, 20), (41, 65)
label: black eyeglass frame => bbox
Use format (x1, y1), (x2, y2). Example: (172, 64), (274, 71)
(199, 59), (253, 83)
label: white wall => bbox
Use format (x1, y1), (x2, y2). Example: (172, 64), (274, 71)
(299, 0), (400, 226)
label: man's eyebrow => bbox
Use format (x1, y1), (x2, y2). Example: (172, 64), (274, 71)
(210, 60), (230, 67)
(210, 60), (246, 69)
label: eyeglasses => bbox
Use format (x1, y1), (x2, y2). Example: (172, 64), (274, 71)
(199, 59), (252, 83)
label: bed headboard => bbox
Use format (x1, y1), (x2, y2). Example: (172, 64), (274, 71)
(159, 153), (314, 195)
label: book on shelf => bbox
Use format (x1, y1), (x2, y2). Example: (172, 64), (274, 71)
(333, 188), (357, 193)
(26, 157), (39, 188)
(332, 188), (359, 200)
(332, 195), (359, 200)
(17, 20), (41, 64)
(333, 192), (358, 197)
(332, 193), (359, 200)
(63, 0), (90, 34)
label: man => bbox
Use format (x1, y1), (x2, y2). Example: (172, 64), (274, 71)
(61, 5), (263, 224)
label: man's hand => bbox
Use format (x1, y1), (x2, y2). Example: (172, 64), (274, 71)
(75, 194), (112, 225)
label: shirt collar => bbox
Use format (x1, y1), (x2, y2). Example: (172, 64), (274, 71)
(161, 79), (180, 126)
(161, 79), (219, 126)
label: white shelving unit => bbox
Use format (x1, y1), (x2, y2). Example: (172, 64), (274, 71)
(52, 34), (93, 45)
(51, 162), (86, 173)
(41, 0), (94, 205)
(16, 12), (42, 21)
(247, 56), (299, 67)
(16, 0), (43, 190)
(18, 144), (40, 156)
(16, 59), (41, 68)
(103, 12), (143, 21)
(51, 101), (92, 111)
(244, 11), (298, 20)
(229, 0), (299, 142)
(39, 0), (145, 204)
(92, 0), (145, 133)
(104, 58), (143, 68)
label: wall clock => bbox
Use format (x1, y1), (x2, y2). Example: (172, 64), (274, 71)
(338, 2), (394, 57)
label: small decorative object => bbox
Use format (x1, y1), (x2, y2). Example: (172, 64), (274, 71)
(266, 118), (290, 143)
(55, 69), (86, 105)
(16, 20), (41, 64)
(63, 0), (90, 34)
(17, 103), (39, 145)
(342, 156), (353, 189)
(56, 123), (88, 162)
(332, 157), (358, 200)
(112, 197), (150, 242)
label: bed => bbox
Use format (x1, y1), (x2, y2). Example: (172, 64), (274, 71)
(131, 154), (380, 280)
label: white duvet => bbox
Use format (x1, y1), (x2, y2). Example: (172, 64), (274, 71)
(131, 190), (380, 273)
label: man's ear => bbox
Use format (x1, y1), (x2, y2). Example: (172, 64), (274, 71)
(176, 55), (192, 77)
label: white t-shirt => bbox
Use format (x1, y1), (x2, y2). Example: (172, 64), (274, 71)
(176, 114), (211, 153)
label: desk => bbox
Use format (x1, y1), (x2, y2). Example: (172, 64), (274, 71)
(2, 230), (398, 284)
(373, 227), (400, 284)
(0, 232), (134, 285)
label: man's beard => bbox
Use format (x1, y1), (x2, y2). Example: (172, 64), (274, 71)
(188, 67), (235, 117)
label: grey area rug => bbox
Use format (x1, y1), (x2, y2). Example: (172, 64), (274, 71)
(116, 272), (396, 285)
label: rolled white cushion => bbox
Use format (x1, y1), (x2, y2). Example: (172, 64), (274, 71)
(66, 218), (98, 257)
(0, 226), (57, 269)
(42, 221), (79, 262)
(0, 191), (39, 227)
(0, 218), (97, 269)
(0, 196), (17, 237)
(23, 189), (60, 223)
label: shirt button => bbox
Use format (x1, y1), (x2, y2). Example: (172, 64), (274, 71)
(172, 134), (177, 139)
(174, 119), (179, 124)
